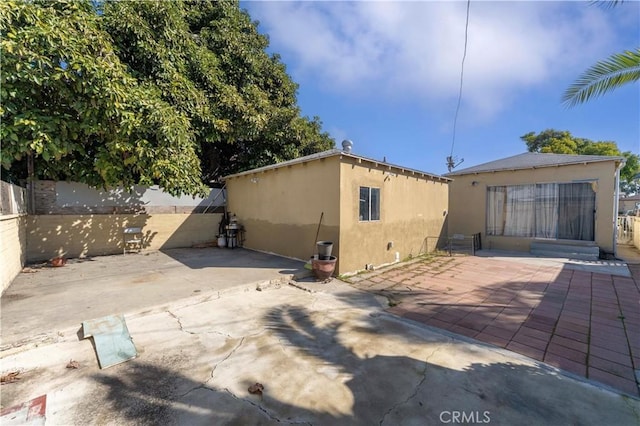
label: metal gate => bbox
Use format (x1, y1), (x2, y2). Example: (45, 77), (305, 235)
(617, 216), (634, 244)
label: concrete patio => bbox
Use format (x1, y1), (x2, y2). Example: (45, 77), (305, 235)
(346, 248), (640, 397)
(1, 247), (639, 424)
(1, 247), (305, 347)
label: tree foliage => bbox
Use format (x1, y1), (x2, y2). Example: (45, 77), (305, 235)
(1, 0), (333, 195)
(521, 129), (640, 194)
(563, 48), (640, 107)
(1, 0), (205, 195)
(563, 1), (639, 106)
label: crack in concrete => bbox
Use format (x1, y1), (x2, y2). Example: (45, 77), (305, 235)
(164, 291), (221, 314)
(244, 329), (268, 339)
(203, 329), (234, 339)
(176, 337), (247, 400)
(177, 384), (207, 399)
(622, 395), (640, 422)
(168, 310), (196, 335)
(168, 309), (239, 338)
(204, 291), (222, 302)
(378, 344), (445, 425)
(223, 388), (313, 425)
(208, 337), (245, 381)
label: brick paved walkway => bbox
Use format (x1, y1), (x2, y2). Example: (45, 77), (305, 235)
(346, 255), (640, 397)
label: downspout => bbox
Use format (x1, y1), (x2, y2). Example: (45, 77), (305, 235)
(612, 159), (625, 257)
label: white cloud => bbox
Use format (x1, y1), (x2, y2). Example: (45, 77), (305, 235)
(248, 1), (629, 118)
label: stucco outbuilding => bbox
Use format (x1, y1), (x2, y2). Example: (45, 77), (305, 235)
(224, 147), (450, 275)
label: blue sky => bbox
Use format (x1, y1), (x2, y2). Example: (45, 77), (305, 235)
(242, 1), (640, 176)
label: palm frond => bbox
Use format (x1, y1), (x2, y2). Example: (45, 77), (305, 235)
(589, 0), (624, 9)
(563, 48), (640, 107)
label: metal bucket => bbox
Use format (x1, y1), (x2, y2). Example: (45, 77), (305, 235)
(316, 241), (333, 260)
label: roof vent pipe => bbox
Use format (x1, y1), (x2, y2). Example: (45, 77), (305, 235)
(342, 139), (353, 153)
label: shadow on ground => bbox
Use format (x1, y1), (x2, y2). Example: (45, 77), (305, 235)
(87, 304), (634, 425)
(158, 247), (304, 271)
(1, 248), (305, 346)
(345, 255), (640, 397)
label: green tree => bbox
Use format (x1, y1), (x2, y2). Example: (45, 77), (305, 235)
(619, 153), (640, 195)
(102, 0), (333, 181)
(520, 129), (584, 154)
(1, 0), (206, 196)
(521, 129), (640, 194)
(1, 0), (333, 194)
(562, 1), (639, 106)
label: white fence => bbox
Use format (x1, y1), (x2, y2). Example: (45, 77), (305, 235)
(0, 181), (27, 216)
(633, 217), (640, 251)
(1, 181), (28, 293)
(617, 215), (635, 245)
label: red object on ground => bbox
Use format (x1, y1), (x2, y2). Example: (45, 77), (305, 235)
(0, 394), (47, 425)
(50, 257), (66, 267)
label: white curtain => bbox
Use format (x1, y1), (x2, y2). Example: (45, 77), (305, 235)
(504, 185), (535, 237)
(535, 183), (559, 238)
(487, 182), (595, 240)
(486, 186), (506, 235)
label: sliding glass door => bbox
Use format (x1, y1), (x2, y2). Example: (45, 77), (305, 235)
(486, 182), (595, 241)
(557, 183), (595, 241)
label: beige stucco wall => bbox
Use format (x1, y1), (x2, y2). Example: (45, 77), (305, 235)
(226, 155), (449, 275)
(448, 161), (619, 254)
(338, 158), (449, 274)
(226, 156), (341, 264)
(633, 217), (640, 251)
(1, 215), (27, 293)
(26, 213), (222, 262)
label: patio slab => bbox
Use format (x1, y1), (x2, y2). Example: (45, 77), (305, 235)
(2, 278), (638, 424)
(1, 248), (305, 347)
(346, 251), (640, 397)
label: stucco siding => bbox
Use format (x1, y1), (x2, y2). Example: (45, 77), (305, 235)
(226, 157), (341, 263)
(1, 215), (27, 293)
(26, 213), (222, 262)
(338, 159), (449, 274)
(448, 161), (619, 253)
(633, 217), (640, 251)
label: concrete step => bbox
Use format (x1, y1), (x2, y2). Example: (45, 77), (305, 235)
(530, 241), (600, 261)
(530, 249), (600, 261)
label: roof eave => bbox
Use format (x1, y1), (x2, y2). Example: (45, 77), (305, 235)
(339, 152), (452, 182)
(446, 156), (625, 177)
(222, 150), (342, 180)
(223, 150), (452, 183)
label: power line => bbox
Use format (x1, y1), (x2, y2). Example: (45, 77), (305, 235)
(447, 0), (471, 171)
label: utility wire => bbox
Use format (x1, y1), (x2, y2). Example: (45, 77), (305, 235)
(449, 0), (471, 160)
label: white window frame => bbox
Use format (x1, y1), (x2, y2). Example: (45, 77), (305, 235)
(359, 186), (380, 222)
